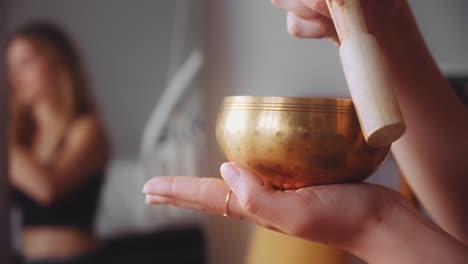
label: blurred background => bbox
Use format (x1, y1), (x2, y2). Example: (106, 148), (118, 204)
(0, 0), (467, 264)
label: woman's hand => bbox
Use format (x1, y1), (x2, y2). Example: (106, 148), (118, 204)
(143, 163), (468, 263)
(271, 0), (403, 43)
(144, 163), (396, 246)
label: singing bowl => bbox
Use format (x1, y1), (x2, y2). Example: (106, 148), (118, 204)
(215, 96), (390, 190)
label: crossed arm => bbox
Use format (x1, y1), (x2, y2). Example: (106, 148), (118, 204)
(10, 116), (108, 206)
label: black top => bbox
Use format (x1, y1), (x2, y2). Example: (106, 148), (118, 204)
(13, 174), (104, 230)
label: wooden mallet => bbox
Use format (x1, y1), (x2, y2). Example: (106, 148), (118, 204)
(325, 0), (405, 147)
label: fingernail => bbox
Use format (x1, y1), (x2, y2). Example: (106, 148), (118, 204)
(145, 195), (163, 204)
(145, 195), (153, 204)
(142, 179), (162, 194)
(220, 163), (240, 185)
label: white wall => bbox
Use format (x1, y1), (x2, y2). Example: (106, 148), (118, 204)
(408, 0), (468, 74)
(225, 1), (347, 98)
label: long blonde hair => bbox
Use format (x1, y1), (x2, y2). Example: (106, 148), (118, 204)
(8, 21), (97, 148)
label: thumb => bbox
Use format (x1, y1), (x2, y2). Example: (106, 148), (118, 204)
(220, 163), (291, 220)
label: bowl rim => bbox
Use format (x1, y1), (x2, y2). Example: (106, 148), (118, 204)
(223, 95), (352, 104)
(222, 96), (354, 112)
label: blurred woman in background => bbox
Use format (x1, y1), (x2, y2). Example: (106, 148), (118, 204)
(7, 22), (109, 263)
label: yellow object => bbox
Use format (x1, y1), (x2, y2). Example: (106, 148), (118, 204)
(245, 226), (351, 264)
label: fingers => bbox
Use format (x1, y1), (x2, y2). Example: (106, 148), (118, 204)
(272, 0), (339, 42)
(146, 194), (234, 216)
(287, 12), (337, 41)
(146, 194), (210, 213)
(272, 0), (330, 17)
(143, 176), (279, 228)
(144, 176), (276, 225)
(272, 0), (326, 19)
(143, 176), (243, 216)
(143, 173), (299, 232)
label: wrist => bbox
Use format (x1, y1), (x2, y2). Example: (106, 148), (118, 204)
(351, 197), (468, 264)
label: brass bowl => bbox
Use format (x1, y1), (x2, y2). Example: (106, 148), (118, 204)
(215, 96), (390, 190)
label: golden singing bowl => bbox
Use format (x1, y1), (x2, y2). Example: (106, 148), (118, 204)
(215, 96), (390, 190)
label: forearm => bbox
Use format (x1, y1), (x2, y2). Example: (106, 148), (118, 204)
(377, 2), (468, 244)
(10, 147), (55, 205)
